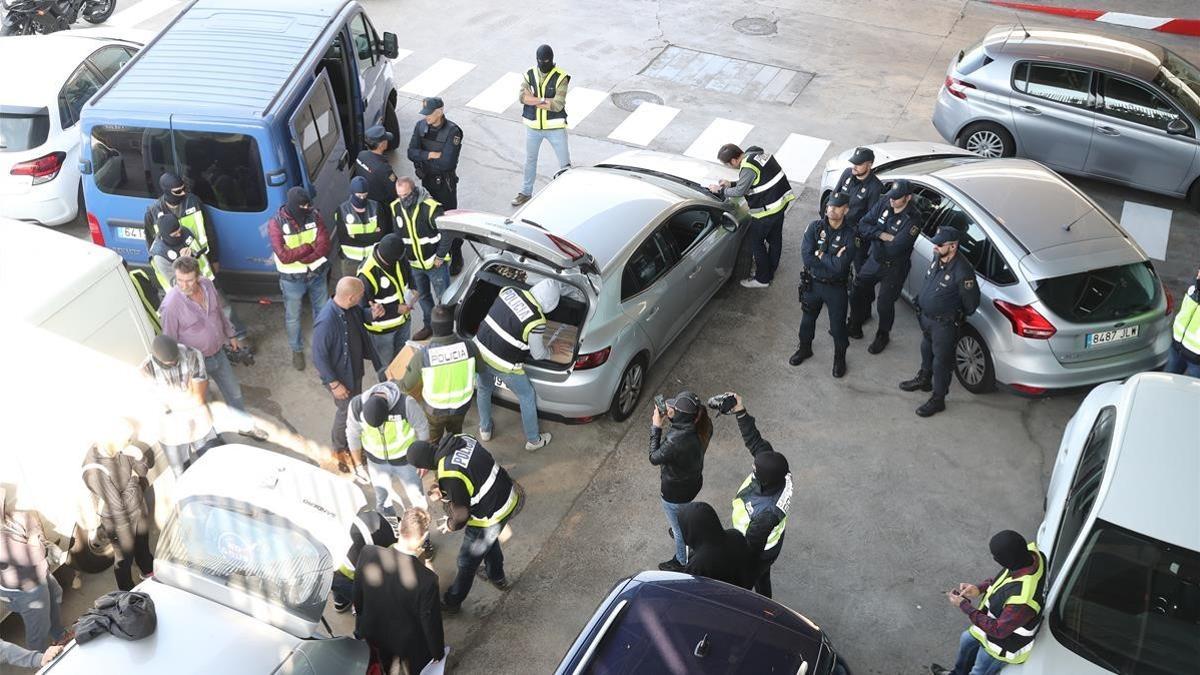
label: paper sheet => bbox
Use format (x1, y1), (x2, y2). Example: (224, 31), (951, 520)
(419, 647), (451, 675)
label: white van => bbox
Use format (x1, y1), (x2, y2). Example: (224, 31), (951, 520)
(1014, 372), (1200, 674)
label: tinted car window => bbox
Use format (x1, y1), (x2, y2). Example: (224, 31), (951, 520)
(1014, 62), (1091, 108)
(87, 45), (134, 81)
(1155, 50), (1200, 121)
(908, 185), (945, 236)
(350, 13), (374, 69)
(1049, 406), (1115, 584)
(0, 107), (50, 151)
(91, 125), (172, 197)
(956, 43), (993, 76)
(294, 79), (340, 180)
(666, 209), (714, 254)
(1099, 75), (1184, 132)
(622, 229), (678, 300)
(60, 63), (103, 128)
(1035, 262), (1159, 323)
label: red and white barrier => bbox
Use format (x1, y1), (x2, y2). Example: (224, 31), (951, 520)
(986, 1), (1200, 37)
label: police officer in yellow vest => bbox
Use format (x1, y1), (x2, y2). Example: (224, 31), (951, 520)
(357, 234), (418, 367)
(347, 382), (431, 536)
(393, 177), (450, 342)
(710, 144), (795, 289)
(126, 265), (162, 334)
(142, 173), (218, 265)
(148, 212), (247, 341)
(1166, 266), (1200, 378)
(331, 507), (398, 613)
(402, 305), (478, 443)
(334, 176), (389, 278)
(512, 44), (570, 207)
(932, 530), (1047, 675)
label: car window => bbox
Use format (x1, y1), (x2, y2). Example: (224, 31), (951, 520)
(59, 63), (103, 128)
(0, 107), (50, 151)
(350, 13), (374, 70)
(1013, 62), (1091, 108)
(908, 185), (945, 237)
(1049, 406), (1116, 584)
(292, 78), (341, 179)
(1098, 74), (1186, 132)
(665, 208), (715, 255)
(622, 228), (679, 300)
(87, 45), (134, 81)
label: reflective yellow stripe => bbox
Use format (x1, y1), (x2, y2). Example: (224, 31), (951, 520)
(475, 338), (523, 374)
(361, 418), (416, 461)
(274, 220), (325, 273)
(1174, 290), (1200, 354)
(969, 543), (1045, 664)
(467, 486), (517, 527)
(524, 67), (568, 130)
(179, 209), (208, 250)
(395, 199), (445, 270)
(128, 270), (161, 333)
(421, 356), (476, 410)
(749, 193), (795, 218)
(359, 257), (411, 333)
(437, 457), (475, 495)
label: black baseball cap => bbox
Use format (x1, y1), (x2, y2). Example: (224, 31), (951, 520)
(849, 147), (875, 164)
(419, 97), (444, 115)
(931, 226), (963, 245)
(666, 391), (700, 416)
(827, 192), (850, 207)
(886, 179), (912, 199)
(365, 125), (393, 145)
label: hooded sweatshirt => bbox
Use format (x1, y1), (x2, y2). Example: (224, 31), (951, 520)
(345, 381), (430, 454)
(649, 411), (706, 504)
(678, 502), (753, 589)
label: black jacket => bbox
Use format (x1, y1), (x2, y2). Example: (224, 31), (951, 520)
(736, 411), (788, 561)
(679, 502), (753, 589)
(649, 416), (706, 504)
(353, 545), (444, 673)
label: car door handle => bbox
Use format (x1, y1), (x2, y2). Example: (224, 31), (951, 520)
(687, 266), (701, 279)
(647, 306), (660, 319)
(1018, 106), (1041, 115)
(1097, 126), (1120, 137)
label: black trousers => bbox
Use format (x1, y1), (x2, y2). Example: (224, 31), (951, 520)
(331, 381), (363, 451)
(111, 519), (154, 591)
(422, 172), (463, 266)
(749, 558), (774, 598)
(799, 281), (849, 350)
(919, 314), (959, 398)
(849, 259), (908, 333)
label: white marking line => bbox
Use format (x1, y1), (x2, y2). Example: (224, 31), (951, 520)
(1119, 201), (1172, 261)
(774, 133), (831, 185)
(1096, 12), (1171, 30)
(566, 87), (608, 128)
(466, 72), (522, 114)
(607, 102), (680, 146)
(108, 0), (181, 27)
(400, 58), (475, 97)
(393, 49), (413, 63)
(684, 118), (754, 162)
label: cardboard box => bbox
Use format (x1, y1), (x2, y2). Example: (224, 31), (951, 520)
(384, 343), (423, 403)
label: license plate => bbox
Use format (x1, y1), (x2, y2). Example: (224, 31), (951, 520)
(494, 377), (509, 390)
(117, 226), (143, 240)
(1085, 325), (1138, 347)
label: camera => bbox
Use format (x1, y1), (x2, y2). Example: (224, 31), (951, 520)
(225, 344), (255, 366)
(706, 392), (738, 416)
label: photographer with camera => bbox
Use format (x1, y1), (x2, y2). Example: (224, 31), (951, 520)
(649, 391), (711, 572)
(708, 392), (791, 597)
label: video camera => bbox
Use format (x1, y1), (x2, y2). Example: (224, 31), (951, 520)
(705, 392), (738, 416)
(224, 344), (255, 367)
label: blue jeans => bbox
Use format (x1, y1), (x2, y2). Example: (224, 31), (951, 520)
(410, 265), (449, 331)
(476, 361), (540, 443)
(444, 520), (506, 606)
(1165, 341), (1200, 377)
(204, 350), (250, 428)
(369, 321), (411, 371)
(661, 498), (688, 564)
(280, 267), (329, 353)
(366, 459), (427, 517)
(0, 576), (64, 651)
(950, 629), (1006, 675)
(521, 127), (571, 196)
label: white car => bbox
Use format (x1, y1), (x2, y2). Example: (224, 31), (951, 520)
(1013, 372), (1200, 674)
(0, 29), (148, 226)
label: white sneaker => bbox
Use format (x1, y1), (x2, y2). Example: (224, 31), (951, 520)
(479, 427), (493, 441)
(740, 279), (770, 289)
(525, 433), (551, 452)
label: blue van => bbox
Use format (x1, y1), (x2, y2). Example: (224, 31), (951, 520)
(79, 0), (401, 293)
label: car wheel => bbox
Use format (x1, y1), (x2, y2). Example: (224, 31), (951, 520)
(383, 97), (400, 152)
(68, 524), (114, 573)
(818, 189), (830, 216)
(954, 325), (996, 394)
(609, 355), (647, 422)
(83, 0), (117, 23)
(959, 122), (1014, 159)
(1187, 177), (1200, 213)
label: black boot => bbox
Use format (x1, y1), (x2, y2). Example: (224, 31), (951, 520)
(832, 349), (847, 378)
(867, 331), (890, 354)
(789, 342), (813, 366)
(846, 321), (864, 340)
(899, 370), (933, 392)
(916, 396), (946, 417)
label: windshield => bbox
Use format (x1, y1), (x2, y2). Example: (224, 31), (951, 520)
(1035, 262), (1159, 324)
(0, 107), (50, 151)
(1154, 50), (1200, 121)
(1050, 520), (1200, 674)
(156, 497), (332, 624)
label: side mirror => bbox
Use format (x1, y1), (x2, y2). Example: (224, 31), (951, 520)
(1166, 117), (1189, 136)
(721, 212), (739, 232)
(381, 32), (399, 60)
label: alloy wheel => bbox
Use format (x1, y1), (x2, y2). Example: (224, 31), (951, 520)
(955, 334), (987, 386)
(966, 130), (1004, 158)
(617, 363), (644, 416)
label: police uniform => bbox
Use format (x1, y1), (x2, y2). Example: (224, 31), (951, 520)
(408, 97), (465, 272)
(143, 175), (218, 263)
(334, 191), (386, 278)
(792, 192), (857, 377)
(848, 179), (922, 353)
(415, 335), (477, 441)
(393, 193), (449, 337)
(353, 125), (398, 232)
(901, 226), (981, 417)
(514, 44), (571, 204)
(736, 147), (794, 286)
(357, 236), (416, 366)
(836, 147), (885, 275)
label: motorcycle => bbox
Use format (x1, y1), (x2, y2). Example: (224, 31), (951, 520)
(1, 0), (117, 36)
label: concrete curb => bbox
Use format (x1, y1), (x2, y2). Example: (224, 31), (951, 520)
(986, 0), (1200, 36)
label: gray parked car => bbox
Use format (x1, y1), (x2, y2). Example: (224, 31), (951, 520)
(820, 142), (1171, 394)
(440, 150), (748, 422)
(931, 25), (1200, 209)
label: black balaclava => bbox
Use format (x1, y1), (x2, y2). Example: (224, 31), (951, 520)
(431, 305), (454, 338)
(286, 186), (312, 222)
(678, 502), (724, 549)
(376, 233), (405, 265)
(157, 213), (186, 248)
(536, 44), (554, 74)
(350, 176), (369, 210)
(753, 451), (789, 492)
(362, 394), (391, 428)
(990, 530), (1032, 570)
(406, 440), (436, 470)
(160, 173), (186, 207)
(151, 334), (180, 365)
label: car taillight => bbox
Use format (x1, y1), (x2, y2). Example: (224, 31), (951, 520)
(944, 76), (975, 100)
(994, 300), (1056, 339)
(1010, 383), (1047, 396)
(1164, 287), (1174, 316)
(10, 151), (66, 185)
(573, 347), (611, 370)
(87, 211), (105, 246)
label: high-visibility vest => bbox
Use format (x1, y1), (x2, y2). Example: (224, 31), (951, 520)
(337, 510), (395, 579)
(742, 151), (795, 219)
(968, 543), (1047, 664)
(148, 196), (211, 254)
(522, 66), (569, 130)
(337, 200), (383, 262)
(128, 269), (162, 334)
(351, 394), (417, 463)
(435, 436), (518, 528)
(473, 286), (546, 374)
(274, 214), (327, 274)
(152, 232), (214, 289)
(731, 472), (791, 552)
(358, 255), (411, 333)
(393, 197), (446, 271)
(421, 340), (476, 414)
(1173, 286), (1200, 356)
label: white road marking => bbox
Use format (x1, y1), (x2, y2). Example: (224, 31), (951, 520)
(1119, 201), (1172, 261)
(400, 58), (476, 97)
(393, 48), (413, 63)
(108, 0), (182, 27)
(774, 133), (831, 185)
(466, 72), (523, 114)
(566, 86), (608, 128)
(607, 102), (680, 146)
(1095, 12), (1171, 30)
(684, 117), (754, 162)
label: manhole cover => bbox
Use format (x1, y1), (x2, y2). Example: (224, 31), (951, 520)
(733, 17), (777, 36)
(611, 90), (664, 112)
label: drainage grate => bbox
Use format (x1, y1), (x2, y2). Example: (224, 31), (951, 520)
(611, 90), (665, 112)
(732, 17), (777, 36)
(640, 45), (813, 106)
